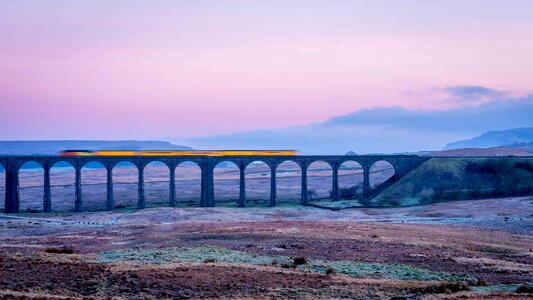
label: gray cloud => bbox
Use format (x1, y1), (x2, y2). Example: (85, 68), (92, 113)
(443, 85), (507, 103)
(181, 93), (533, 155)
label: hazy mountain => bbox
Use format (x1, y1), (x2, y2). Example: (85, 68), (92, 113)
(0, 140), (192, 156)
(183, 95), (533, 154)
(444, 128), (533, 150)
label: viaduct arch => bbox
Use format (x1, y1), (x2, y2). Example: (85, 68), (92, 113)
(0, 155), (428, 213)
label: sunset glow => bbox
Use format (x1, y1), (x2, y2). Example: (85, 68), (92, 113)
(1, 1), (532, 142)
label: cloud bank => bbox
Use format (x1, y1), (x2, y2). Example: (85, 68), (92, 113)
(181, 91), (533, 154)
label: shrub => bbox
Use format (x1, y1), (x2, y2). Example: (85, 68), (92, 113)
(515, 161), (533, 173)
(293, 256), (307, 266)
(325, 267), (335, 275)
(339, 185), (362, 199)
(516, 284), (533, 293)
(44, 247), (74, 254)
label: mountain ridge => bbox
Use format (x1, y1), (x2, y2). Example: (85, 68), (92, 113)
(0, 140), (192, 155)
(444, 127), (533, 150)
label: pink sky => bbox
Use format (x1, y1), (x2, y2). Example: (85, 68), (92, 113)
(1, 0), (532, 140)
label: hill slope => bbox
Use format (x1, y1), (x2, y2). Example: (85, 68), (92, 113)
(444, 127), (533, 150)
(0, 140), (192, 155)
(370, 158), (533, 206)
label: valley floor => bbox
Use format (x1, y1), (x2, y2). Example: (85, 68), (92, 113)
(0, 197), (532, 299)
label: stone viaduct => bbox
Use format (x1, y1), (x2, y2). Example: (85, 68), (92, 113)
(0, 155), (429, 213)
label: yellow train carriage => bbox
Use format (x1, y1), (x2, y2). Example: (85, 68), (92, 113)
(94, 150), (137, 156)
(60, 150), (298, 157)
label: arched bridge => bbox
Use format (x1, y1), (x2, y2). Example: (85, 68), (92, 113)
(0, 155), (428, 213)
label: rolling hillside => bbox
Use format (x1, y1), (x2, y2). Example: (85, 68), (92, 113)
(370, 158), (533, 206)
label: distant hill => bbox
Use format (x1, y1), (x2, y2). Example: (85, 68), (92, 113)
(0, 140), (192, 156)
(444, 127), (533, 150)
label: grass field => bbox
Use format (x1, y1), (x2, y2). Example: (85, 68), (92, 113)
(0, 197), (531, 299)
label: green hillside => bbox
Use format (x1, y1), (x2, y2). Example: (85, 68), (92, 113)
(371, 158), (533, 206)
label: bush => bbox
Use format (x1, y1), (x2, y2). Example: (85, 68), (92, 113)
(325, 267), (335, 275)
(339, 185), (362, 199)
(516, 284), (533, 293)
(515, 161), (533, 173)
(44, 247), (74, 254)
(293, 256), (308, 266)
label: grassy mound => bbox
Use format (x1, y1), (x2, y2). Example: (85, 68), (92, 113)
(98, 245), (469, 282)
(370, 158), (533, 206)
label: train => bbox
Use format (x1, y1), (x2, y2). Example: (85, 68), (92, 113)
(59, 150), (298, 157)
